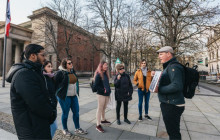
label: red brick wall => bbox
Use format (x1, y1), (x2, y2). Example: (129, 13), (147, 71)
(57, 24), (101, 72)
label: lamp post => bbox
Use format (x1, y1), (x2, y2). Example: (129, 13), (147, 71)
(217, 64), (219, 80)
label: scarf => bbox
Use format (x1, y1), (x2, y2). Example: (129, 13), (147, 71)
(141, 67), (147, 76)
(43, 71), (54, 78)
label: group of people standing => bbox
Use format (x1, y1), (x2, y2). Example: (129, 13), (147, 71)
(6, 44), (185, 140)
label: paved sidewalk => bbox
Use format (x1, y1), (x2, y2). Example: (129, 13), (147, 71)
(1, 80), (220, 140)
(0, 128), (18, 140)
(199, 81), (220, 94)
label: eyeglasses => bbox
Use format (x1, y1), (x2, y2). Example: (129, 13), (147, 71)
(37, 53), (47, 57)
(67, 62), (72, 65)
(119, 68), (124, 70)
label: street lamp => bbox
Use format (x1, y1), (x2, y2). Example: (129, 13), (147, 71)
(217, 64), (219, 74)
(217, 64), (219, 80)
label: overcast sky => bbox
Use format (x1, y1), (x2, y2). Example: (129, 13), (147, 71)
(0, 0), (219, 25)
(0, 0), (50, 24)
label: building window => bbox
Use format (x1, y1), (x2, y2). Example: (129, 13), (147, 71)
(84, 58), (88, 71)
(77, 57), (80, 70)
(205, 57), (208, 67)
(49, 55), (52, 62)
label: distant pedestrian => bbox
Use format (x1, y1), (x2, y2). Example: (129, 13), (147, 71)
(43, 61), (58, 138)
(93, 60), (111, 133)
(157, 46), (185, 140)
(114, 64), (133, 125)
(6, 44), (56, 139)
(133, 59), (155, 121)
(54, 58), (87, 136)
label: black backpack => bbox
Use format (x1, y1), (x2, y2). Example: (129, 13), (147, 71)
(170, 62), (199, 99)
(90, 80), (97, 93)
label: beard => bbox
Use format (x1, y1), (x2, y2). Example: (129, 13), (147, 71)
(36, 56), (45, 65)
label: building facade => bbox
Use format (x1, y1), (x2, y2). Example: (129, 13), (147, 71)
(0, 7), (103, 76)
(207, 27), (220, 75)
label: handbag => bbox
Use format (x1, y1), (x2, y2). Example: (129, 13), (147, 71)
(90, 80), (97, 93)
(107, 92), (116, 110)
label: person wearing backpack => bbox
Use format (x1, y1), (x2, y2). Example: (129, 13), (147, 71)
(157, 46), (185, 140)
(114, 64), (133, 125)
(6, 44), (56, 140)
(93, 60), (111, 133)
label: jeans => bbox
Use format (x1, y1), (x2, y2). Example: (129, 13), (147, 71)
(50, 120), (57, 138)
(138, 89), (151, 116)
(116, 101), (128, 120)
(160, 103), (185, 140)
(57, 96), (80, 130)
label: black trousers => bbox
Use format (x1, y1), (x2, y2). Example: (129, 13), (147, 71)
(116, 101), (128, 120)
(160, 103), (185, 140)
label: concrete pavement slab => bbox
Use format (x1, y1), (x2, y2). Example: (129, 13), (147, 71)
(82, 124), (123, 140)
(0, 129), (18, 140)
(185, 122), (220, 135)
(110, 120), (135, 131)
(207, 117), (220, 126)
(131, 123), (157, 136)
(203, 112), (220, 119)
(183, 110), (205, 117)
(183, 115), (211, 124)
(189, 131), (220, 140)
(118, 130), (151, 140)
(180, 130), (191, 140)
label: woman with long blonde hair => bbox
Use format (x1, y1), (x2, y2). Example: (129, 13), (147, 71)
(93, 60), (111, 133)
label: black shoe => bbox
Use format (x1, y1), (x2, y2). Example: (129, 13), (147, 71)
(117, 120), (121, 125)
(138, 116), (142, 121)
(124, 119), (131, 124)
(144, 115), (152, 121)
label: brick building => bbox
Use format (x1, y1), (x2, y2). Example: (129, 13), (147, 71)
(0, 7), (104, 76)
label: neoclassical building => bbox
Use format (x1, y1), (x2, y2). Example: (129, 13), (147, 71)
(207, 26), (220, 75)
(0, 7), (103, 76)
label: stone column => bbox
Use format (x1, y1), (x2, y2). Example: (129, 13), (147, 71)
(23, 41), (30, 51)
(6, 38), (12, 73)
(15, 44), (21, 63)
(0, 40), (3, 76)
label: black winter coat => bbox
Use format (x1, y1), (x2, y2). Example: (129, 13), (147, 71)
(6, 60), (56, 140)
(114, 73), (133, 101)
(94, 73), (111, 96)
(54, 68), (79, 100)
(158, 57), (185, 105)
(44, 74), (57, 110)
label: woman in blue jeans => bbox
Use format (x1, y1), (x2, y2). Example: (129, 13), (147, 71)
(54, 58), (87, 136)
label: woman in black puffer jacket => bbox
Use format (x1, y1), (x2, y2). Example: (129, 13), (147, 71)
(43, 61), (57, 138)
(114, 64), (133, 125)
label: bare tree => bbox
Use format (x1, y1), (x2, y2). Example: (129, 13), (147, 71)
(31, 0), (84, 64)
(87, 0), (123, 77)
(142, 0), (220, 54)
(113, 1), (158, 72)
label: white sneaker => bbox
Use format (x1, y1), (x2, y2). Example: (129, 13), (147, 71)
(75, 128), (88, 135)
(62, 129), (71, 136)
